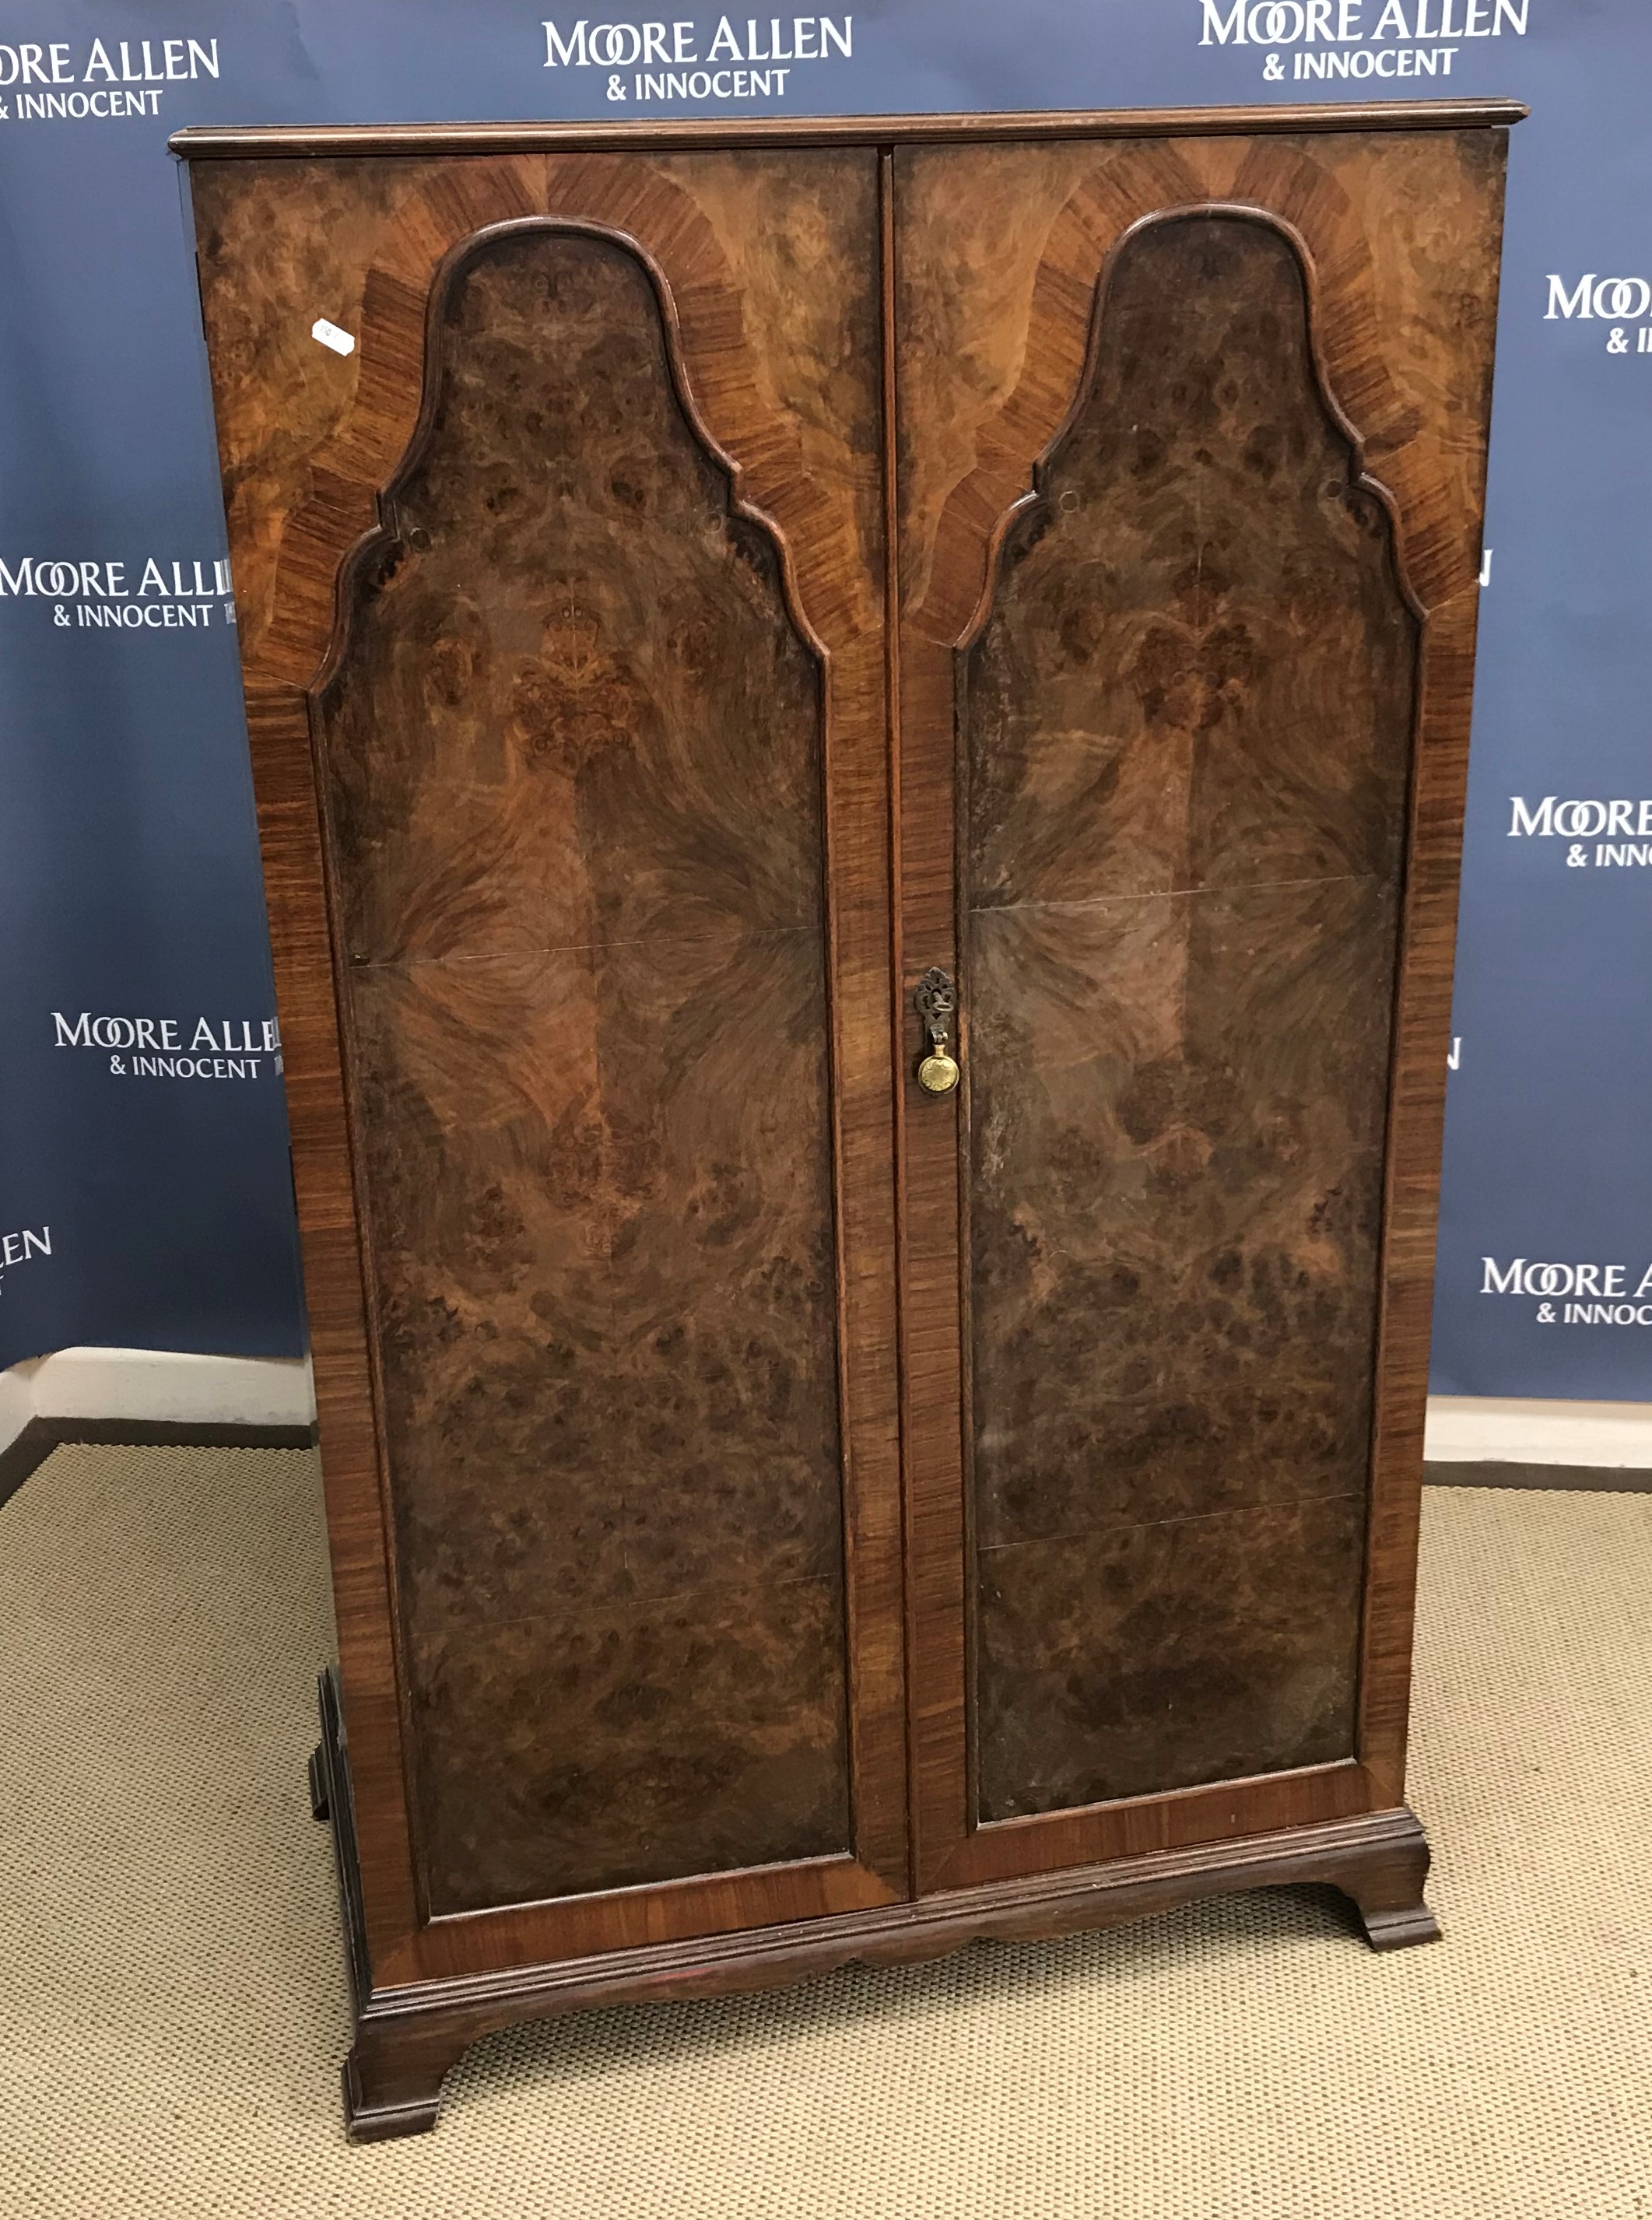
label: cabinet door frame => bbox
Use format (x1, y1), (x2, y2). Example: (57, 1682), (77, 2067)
(889, 129), (1510, 1892)
(184, 146), (907, 1988)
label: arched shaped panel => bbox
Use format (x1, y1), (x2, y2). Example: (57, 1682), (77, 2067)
(314, 223), (848, 1913)
(962, 212), (1420, 1822)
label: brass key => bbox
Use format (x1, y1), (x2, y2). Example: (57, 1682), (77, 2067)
(914, 968), (960, 1096)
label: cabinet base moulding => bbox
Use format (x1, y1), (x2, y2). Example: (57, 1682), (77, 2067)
(314, 1671), (1437, 2142)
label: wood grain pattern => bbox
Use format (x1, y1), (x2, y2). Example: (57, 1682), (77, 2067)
(893, 124), (1510, 1888)
(178, 111), (1514, 2127)
(172, 100), (1526, 162)
(963, 213), (1415, 1821)
(314, 1635), (1433, 2138)
(188, 145), (907, 1981)
(315, 226), (847, 1911)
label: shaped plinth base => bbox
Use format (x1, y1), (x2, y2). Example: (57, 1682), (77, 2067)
(343, 2029), (474, 2143)
(310, 1674), (1443, 2145)
(1338, 1822), (1442, 1950)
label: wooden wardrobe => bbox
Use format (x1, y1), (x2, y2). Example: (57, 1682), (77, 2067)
(174, 100), (1520, 2139)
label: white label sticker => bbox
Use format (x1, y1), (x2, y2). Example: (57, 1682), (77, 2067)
(311, 317), (356, 357)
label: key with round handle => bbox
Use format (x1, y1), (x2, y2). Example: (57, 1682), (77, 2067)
(914, 967), (960, 1096)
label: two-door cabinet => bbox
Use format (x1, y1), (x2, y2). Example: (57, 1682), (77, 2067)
(174, 99), (1522, 2138)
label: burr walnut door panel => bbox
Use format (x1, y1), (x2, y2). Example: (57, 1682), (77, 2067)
(190, 149), (904, 1981)
(892, 130), (1506, 1892)
(320, 225), (855, 1920)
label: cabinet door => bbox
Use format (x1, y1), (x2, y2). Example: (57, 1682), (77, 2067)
(191, 148), (906, 1982)
(893, 130), (1506, 1891)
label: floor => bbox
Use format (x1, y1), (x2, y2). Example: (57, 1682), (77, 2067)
(1, 1442), (1647, 2218)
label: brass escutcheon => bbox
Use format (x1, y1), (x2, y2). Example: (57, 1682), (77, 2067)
(914, 967), (959, 1097)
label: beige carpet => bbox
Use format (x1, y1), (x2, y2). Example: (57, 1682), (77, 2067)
(1, 1445), (1648, 2218)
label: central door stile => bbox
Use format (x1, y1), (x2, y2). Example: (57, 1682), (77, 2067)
(886, 147), (975, 1896)
(879, 142), (926, 1905)
(801, 142), (912, 1917)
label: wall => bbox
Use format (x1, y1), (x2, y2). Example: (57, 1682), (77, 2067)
(0, 1), (1644, 1400)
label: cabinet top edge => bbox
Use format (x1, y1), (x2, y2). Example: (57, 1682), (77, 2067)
(169, 100), (1527, 161)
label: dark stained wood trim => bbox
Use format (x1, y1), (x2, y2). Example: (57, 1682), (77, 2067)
(1356, 595), (1475, 1809)
(322, 1635), (1434, 2141)
(0, 1415), (317, 1515)
(170, 101), (1527, 164)
(1424, 1460), (1652, 1492)
(879, 146), (921, 1899)
(240, 677), (426, 1985)
(1352, 126), (1510, 1794)
(317, 1666), (374, 2025)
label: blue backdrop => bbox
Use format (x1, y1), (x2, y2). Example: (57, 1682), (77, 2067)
(1, 0), (1643, 1397)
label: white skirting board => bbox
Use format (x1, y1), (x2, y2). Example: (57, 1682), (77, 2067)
(2, 1350), (1652, 1470)
(1422, 1395), (1652, 1469)
(0, 1346), (316, 1458)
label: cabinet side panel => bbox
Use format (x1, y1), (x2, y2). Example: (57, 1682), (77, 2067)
(963, 213), (1417, 1819)
(315, 226), (848, 1913)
